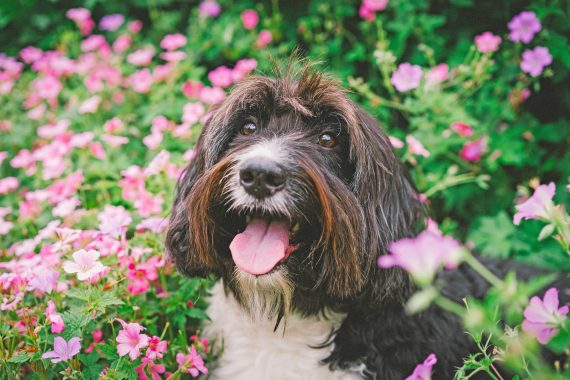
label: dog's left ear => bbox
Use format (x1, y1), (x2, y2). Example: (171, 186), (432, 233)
(349, 105), (423, 301)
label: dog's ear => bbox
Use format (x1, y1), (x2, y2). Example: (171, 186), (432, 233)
(349, 106), (423, 302)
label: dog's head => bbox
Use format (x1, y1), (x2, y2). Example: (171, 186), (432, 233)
(166, 64), (422, 319)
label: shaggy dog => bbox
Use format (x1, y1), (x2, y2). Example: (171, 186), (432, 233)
(165, 64), (566, 379)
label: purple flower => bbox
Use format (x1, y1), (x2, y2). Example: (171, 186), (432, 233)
(508, 11), (541, 43)
(42, 337), (82, 363)
(391, 63), (423, 92)
(520, 46), (552, 77)
(474, 32), (501, 53)
(513, 182), (555, 225)
(99, 14), (124, 31)
(406, 353), (437, 380)
(379, 231), (464, 286)
(176, 346), (208, 377)
(522, 288), (569, 344)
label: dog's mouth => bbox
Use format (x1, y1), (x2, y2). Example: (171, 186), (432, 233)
(228, 212), (305, 276)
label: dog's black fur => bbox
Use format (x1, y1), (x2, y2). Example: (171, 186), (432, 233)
(166, 63), (569, 379)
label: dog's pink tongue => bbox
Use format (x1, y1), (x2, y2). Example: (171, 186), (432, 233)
(230, 219), (289, 275)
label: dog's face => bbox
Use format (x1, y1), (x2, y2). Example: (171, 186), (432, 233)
(166, 67), (420, 319)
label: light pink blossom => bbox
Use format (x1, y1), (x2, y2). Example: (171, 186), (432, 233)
(256, 30), (273, 48)
(0, 177), (19, 195)
(520, 46), (552, 77)
(208, 66), (233, 88)
(379, 231), (464, 285)
(116, 319), (150, 360)
(199, 0), (221, 17)
(160, 33), (187, 50)
(406, 135), (430, 158)
(78, 95), (101, 114)
(62, 249), (106, 281)
(99, 14), (124, 31)
(391, 63), (423, 92)
(130, 69), (154, 93)
(450, 122), (473, 137)
(127, 48), (154, 66)
(508, 11), (541, 43)
(474, 32), (501, 53)
(513, 182), (555, 225)
(425, 64), (448, 87)
(199, 86), (225, 105)
(522, 288), (569, 344)
(42, 337), (81, 363)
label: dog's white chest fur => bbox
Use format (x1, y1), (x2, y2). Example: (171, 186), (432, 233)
(204, 281), (361, 380)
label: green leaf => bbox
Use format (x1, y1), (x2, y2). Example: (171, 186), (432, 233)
(547, 329), (570, 353)
(98, 344), (119, 360)
(187, 308), (209, 320)
(8, 353), (31, 363)
(61, 311), (91, 340)
(467, 212), (516, 259)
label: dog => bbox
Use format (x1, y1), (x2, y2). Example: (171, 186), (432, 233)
(165, 63), (566, 379)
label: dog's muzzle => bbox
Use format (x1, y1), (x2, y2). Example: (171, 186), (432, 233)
(239, 159), (286, 199)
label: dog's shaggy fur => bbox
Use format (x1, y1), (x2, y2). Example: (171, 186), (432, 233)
(166, 63), (568, 379)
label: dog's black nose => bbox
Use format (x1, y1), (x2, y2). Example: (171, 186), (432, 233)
(239, 160), (286, 198)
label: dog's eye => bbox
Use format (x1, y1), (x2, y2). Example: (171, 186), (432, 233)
(240, 122), (257, 136)
(318, 133), (336, 148)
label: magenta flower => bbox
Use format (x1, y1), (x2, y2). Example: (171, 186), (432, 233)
(46, 301), (65, 334)
(145, 336), (168, 360)
(379, 231), (464, 285)
(474, 32), (501, 53)
(459, 137), (486, 162)
(508, 11), (541, 43)
(116, 319), (150, 360)
(450, 122), (473, 137)
(241, 9), (259, 30)
(99, 14), (124, 31)
(513, 182), (555, 225)
(522, 288), (569, 344)
(62, 249), (106, 281)
(256, 30), (273, 48)
(42, 337), (81, 363)
(406, 353), (437, 380)
(208, 66), (233, 88)
(160, 33), (187, 51)
(199, 0), (221, 17)
(520, 46), (552, 77)
(176, 346), (208, 377)
(391, 63), (423, 92)
(359, 0), (388, 21)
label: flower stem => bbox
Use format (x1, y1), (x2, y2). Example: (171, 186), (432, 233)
(464, 254), (503, 288)
(435, 295), (465, 316)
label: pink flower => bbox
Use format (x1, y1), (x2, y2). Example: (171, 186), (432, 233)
(62, 249), (106, 281)
(520, 46), (552, 77)
(128, 20), (143, 33)
(136, 357), (166, 380)
(89, 142), (106, 159)
(143, 132), (163, 149)
(101, 134), (129, 147)
(99, 14), (124, 31)
(522, 288), (569, 344)
(42, 337), (81, 363)
(425, 64), (448, 87)
(513, 182), (555, 225)
(160, 33), (187, 50)
(80, 35), (107, 52)
(199, 86), (225, 104)
(127, 48), (154, 66)
(474, 32), (501, 53)
(389, 136), (404, 149)
(146, 336), (168, 360)
(134, 193), (164, 217)
(405, 353), (437, 380)
(176, 346), (208, 377)
(232, 58), (257, 82)
(450, 122), (473, 137)
(391, 63), (423, 92)
(98, 205), (132, 236)
(0, 177), (19, 194)
(28, 269), (59, 293)
(256, 30), (273, 48)
(182, 103), (206, 125)
(208, 66), (233, 88)
(78, 95), (101, 114)
(46, 301), (65, 333)
(406, 135), (430, 158)
(136, 217), (168, 234)
(359, 0), (388, 21)
(199, 0), (222, 17)
(379, 231), (464, 285)
(459, 137), (486, 162)
(66, 8), (94, 35)
(32, 75), (62, 101)
(116, 319), (150, 360)
(182, 80), (204, 99)
(160, 51), (186, 63)
(508, 11), (541, 43)
(127, 256), (164, 294)
(131, 69), (154, 93)
(20, 46), (43, 64)
(241, 9), (259, 30)
(113, 34), (132, 53)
